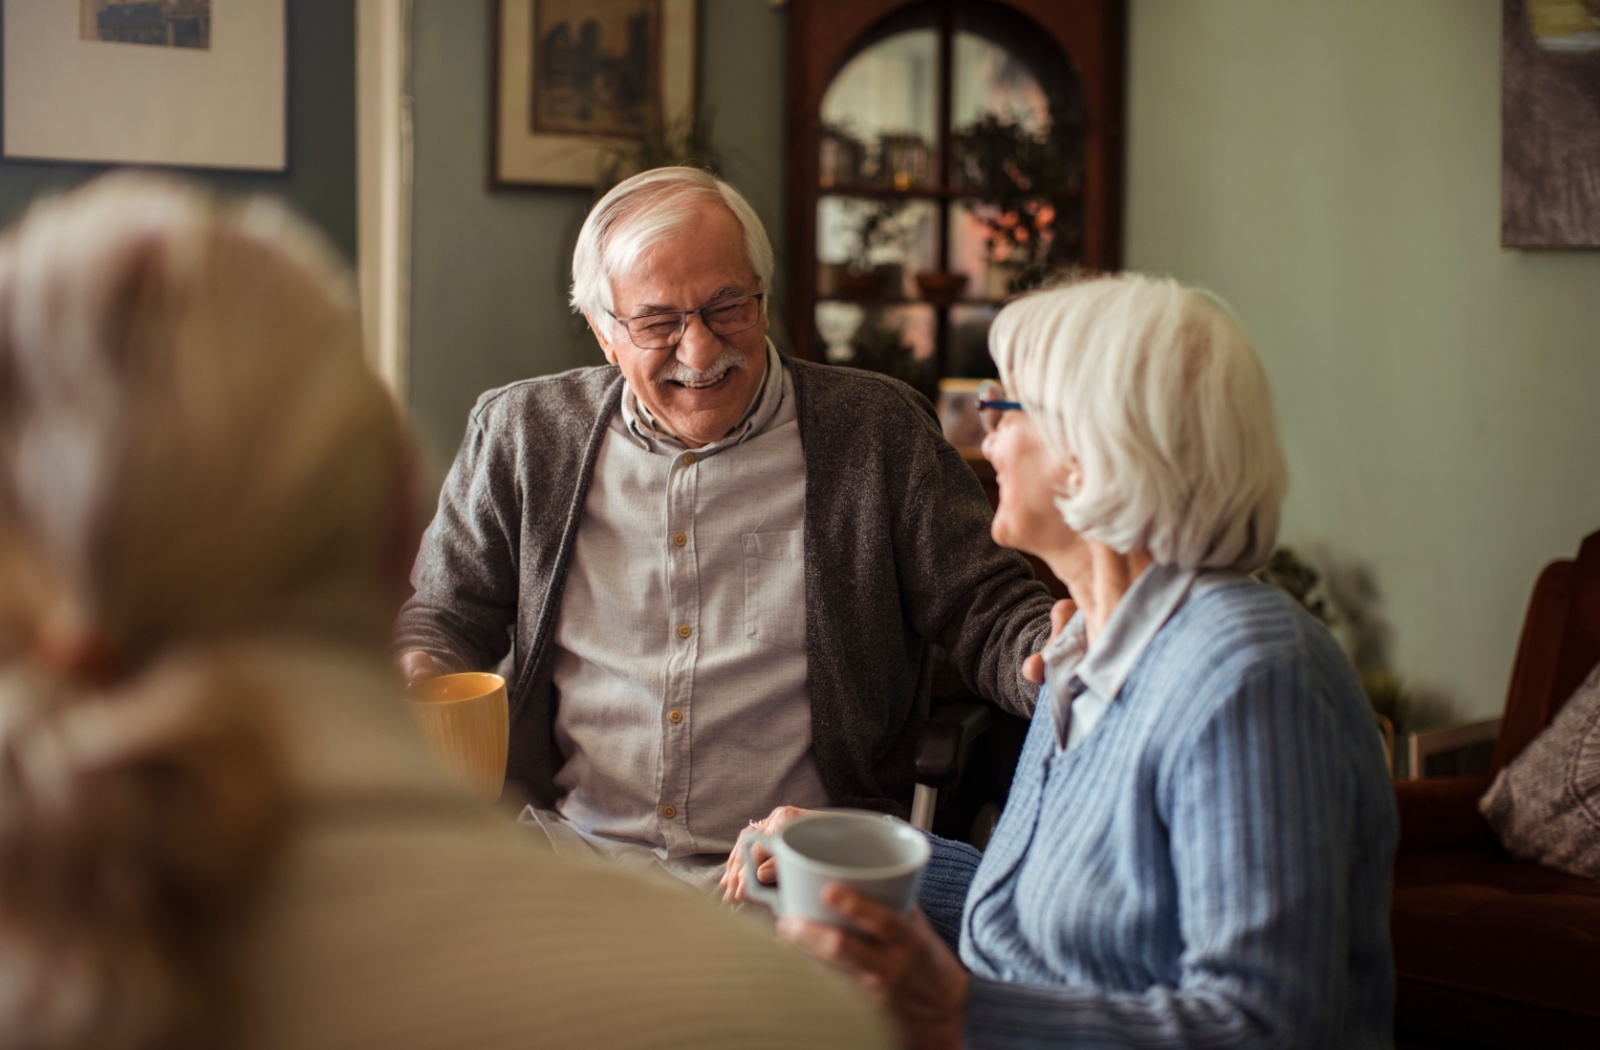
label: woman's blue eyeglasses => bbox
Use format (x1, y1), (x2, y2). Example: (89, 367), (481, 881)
(975, 381), (1023, 434)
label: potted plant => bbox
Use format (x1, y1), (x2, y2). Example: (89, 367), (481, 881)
(913, 269), (969, 306)
(950, 109), (1084, 296)
(594, 107), (721, 195)
(837, 197), (915, 298)
(845, 319), (931, 393)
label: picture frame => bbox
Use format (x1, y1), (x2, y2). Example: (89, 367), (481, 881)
(1502, 0), (1600, 248)
(492, 0), (697, 188)
(2, 0), (286, 171)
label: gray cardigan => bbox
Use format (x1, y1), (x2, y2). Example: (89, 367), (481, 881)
(396, 357), (1053, 816)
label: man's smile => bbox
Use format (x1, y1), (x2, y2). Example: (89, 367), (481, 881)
(662, 363), (738, 390)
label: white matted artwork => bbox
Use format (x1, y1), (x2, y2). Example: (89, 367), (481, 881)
(3, 0), (285, 170)
(493, 0), (696, 188)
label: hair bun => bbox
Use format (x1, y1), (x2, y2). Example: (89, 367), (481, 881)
(0, 654), (288, 1049)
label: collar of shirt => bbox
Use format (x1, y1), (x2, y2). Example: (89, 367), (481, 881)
(1042, 562), (1200, 746)
(619, 340), (784, 456)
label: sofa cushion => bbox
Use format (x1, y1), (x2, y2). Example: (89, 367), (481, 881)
(1479, 661), (1600, 879)
(1392, 853), (1600, 1045)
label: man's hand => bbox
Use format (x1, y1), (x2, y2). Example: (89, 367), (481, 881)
(399, 650), (440, 683)
(718, 805), (811, 903)
(778, 885), (969, 1050)
(1021, 597), (1077, 686)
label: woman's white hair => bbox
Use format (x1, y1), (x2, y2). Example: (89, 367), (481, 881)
(569, 166), (774, 319)
(989, 273), (1288, 572)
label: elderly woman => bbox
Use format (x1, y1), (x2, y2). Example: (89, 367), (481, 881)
(731, 274), (1397, 1049)
(0, 175), (887, 1050)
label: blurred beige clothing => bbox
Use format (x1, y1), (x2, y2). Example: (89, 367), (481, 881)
(228, 641), (889, 1050)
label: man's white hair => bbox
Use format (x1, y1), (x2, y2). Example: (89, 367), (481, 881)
(989, 273), (1288, 572)
(570, 166), (774, 320)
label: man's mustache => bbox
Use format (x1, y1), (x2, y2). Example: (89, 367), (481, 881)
(656, 349), (745, 386)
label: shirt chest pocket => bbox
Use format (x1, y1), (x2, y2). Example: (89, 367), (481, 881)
(743, 530), (806, 652)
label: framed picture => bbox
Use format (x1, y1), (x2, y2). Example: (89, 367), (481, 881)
(492, 0), (697, 188)
(1502, 0), (1600, 248)
(2, 0), (286, 171)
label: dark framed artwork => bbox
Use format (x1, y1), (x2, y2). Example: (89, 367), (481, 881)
(2, 0), (286, 171)
(492, 0), (697, 188)
(1503, 0), (1600, 248)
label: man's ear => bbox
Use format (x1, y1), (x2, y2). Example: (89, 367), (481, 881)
(584, 312), (618, 365)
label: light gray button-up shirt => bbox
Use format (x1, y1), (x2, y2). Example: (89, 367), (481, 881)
(535, 343), (828, 886)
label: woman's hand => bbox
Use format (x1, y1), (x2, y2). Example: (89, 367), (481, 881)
(777, 884), (969, 1050)
(719, 805), (811, 903)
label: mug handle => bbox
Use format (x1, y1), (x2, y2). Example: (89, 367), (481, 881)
(739, 830), (781, 910)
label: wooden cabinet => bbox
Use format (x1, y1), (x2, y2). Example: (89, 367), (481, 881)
(784, 0), (1126, 394)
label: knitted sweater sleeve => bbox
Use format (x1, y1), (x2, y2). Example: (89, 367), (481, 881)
(393, 400), (520, 673)
(897, 441), (1053, 719)
(917, 832), (983, 952)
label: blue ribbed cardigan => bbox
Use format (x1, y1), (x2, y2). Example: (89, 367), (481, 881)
(917, 578), (1397, 1049)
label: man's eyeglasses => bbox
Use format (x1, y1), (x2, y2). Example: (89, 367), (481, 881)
(976, 380), (1023, 434)
(609, 293), (764, 350)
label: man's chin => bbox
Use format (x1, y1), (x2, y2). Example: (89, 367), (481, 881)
(657, 391), (751, 444)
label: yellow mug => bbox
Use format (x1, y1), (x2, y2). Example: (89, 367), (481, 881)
(404, 672), (508, 803)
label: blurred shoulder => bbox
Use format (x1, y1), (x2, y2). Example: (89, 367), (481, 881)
(242, 819), (889, 1050)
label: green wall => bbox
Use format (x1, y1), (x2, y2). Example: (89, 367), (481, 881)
(0, 0), (356, 262)
(407, 0), (788, 468)
(1125, 0), (1600, 721)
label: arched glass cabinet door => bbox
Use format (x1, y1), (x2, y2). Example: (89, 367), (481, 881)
(788, 0), (1115, 395)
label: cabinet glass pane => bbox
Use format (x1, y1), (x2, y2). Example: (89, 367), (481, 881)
(947, 200), (992, 296)
(820, 29), (938, 189)
(948, 304), (1001, 380)
(948, 27), (1086, 286)
(818, 196), (937, 300)
(952, 31), (1050, 133)
(814, 303), (935, 380)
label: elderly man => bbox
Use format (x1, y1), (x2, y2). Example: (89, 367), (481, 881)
(396, 166), (1052, 889)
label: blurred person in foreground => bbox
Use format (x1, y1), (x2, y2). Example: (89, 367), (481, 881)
(0, 174), (889, 1050)
(394, 165), (1052, 890)
(728, 274), (1398, 1049)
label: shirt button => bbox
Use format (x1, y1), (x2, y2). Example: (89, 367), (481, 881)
(661, 804), (677, 819)
(677, 624), (692, 639)
(668, 709), (683, 724)
(682, 452), (697, 465)
(672, 532), (687, 547)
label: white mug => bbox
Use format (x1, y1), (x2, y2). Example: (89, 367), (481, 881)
(740, 809), (930, 926)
